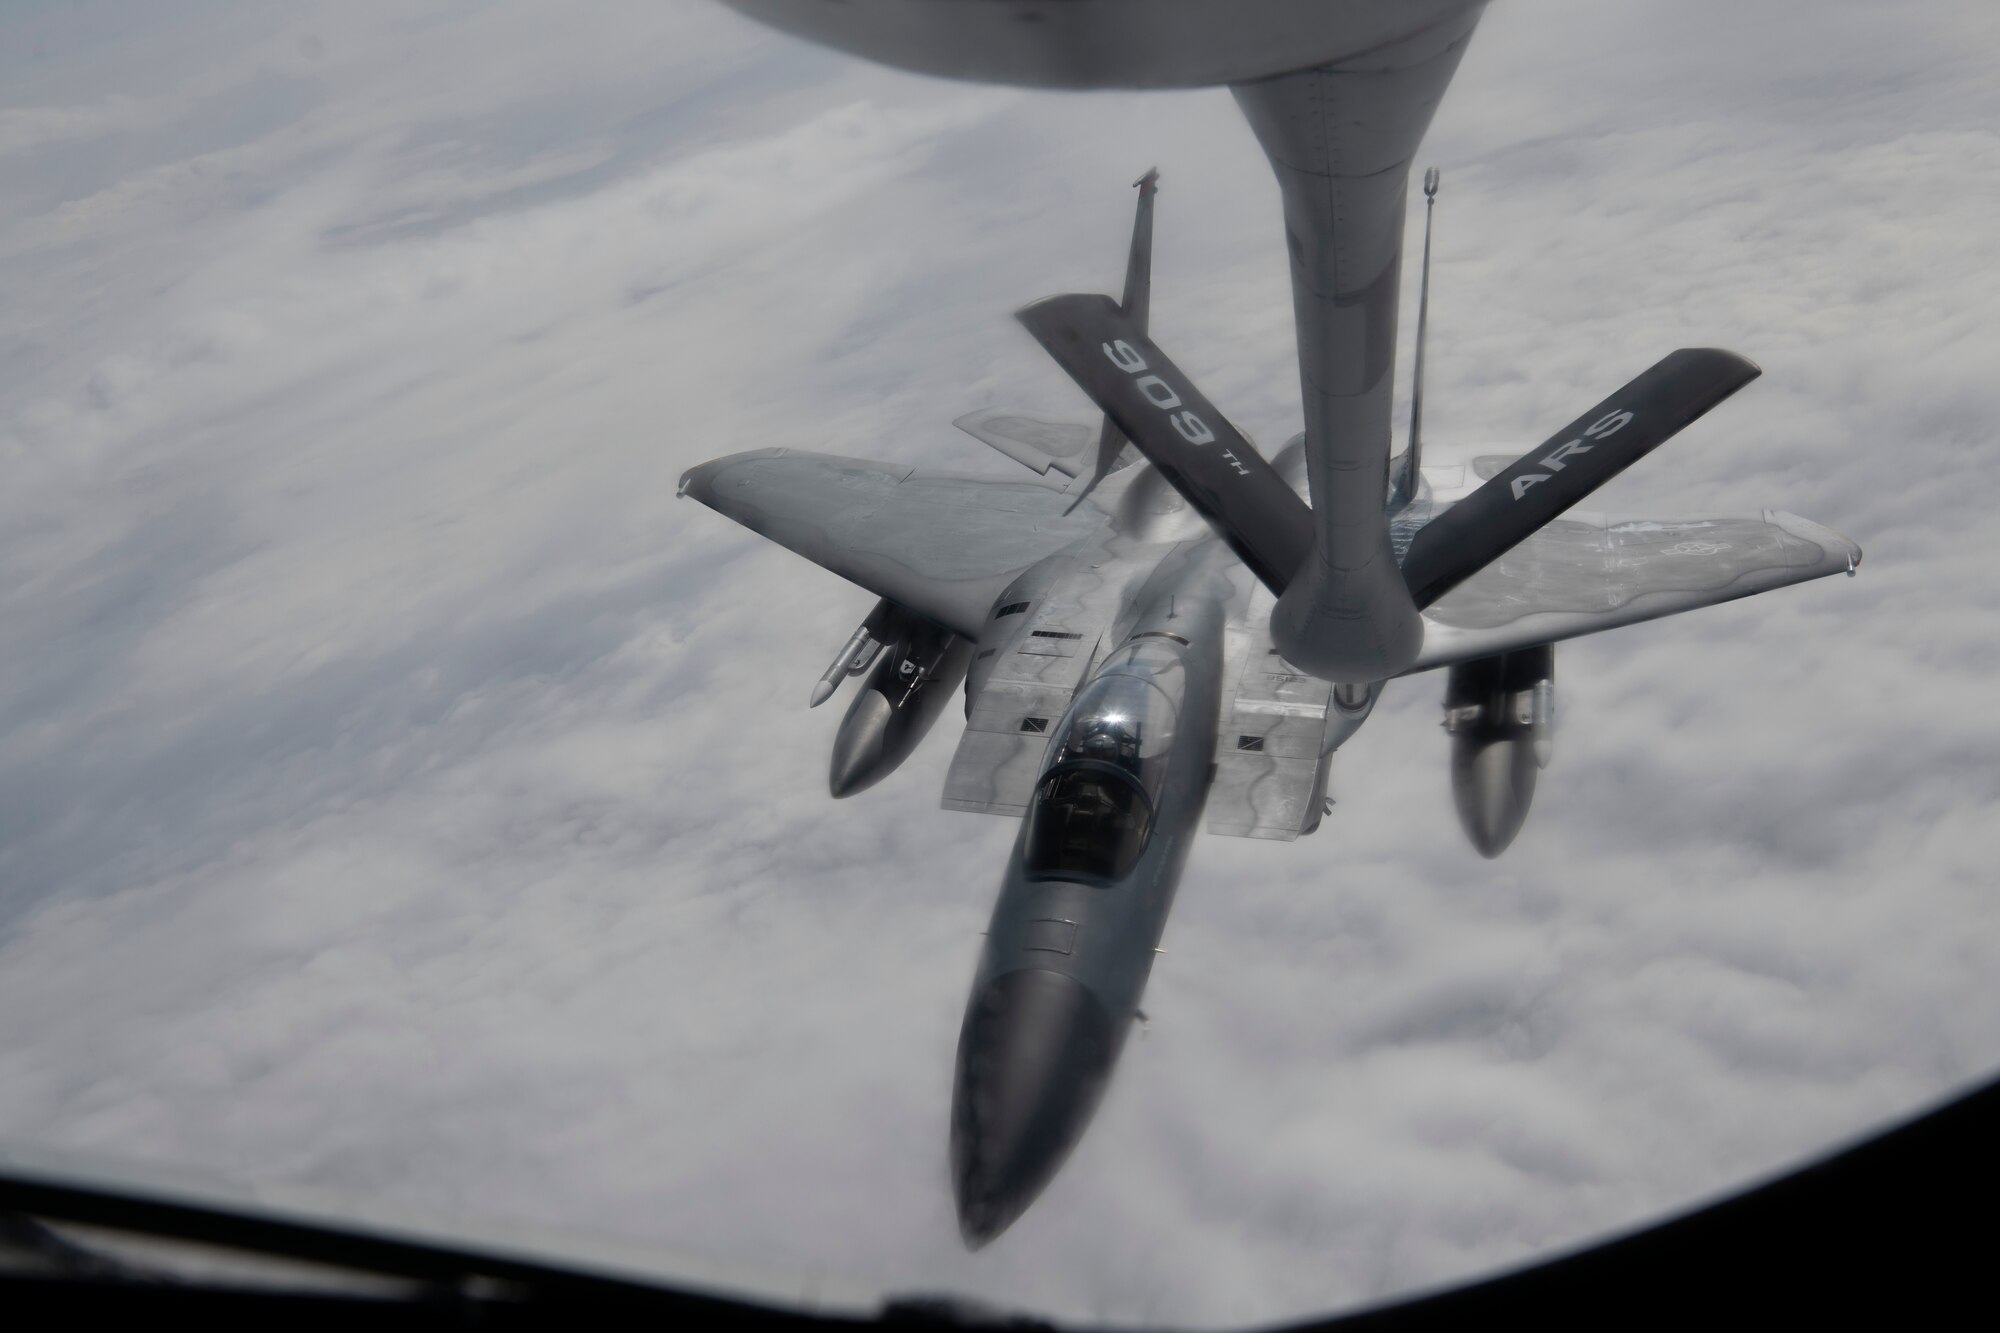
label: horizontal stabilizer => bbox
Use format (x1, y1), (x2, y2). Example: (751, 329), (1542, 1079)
(953, 409), (1095, 479)
(1016, 293), (1313, 593)
(1400, 349), (1762, 608)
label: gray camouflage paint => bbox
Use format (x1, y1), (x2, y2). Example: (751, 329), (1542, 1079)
(677, 420), (1857, 1242)
(953, 539), (1235, 1245)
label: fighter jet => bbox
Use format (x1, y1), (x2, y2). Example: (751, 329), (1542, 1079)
(683, 0), (1862, 1246)
(679, 172), (1859, 1245)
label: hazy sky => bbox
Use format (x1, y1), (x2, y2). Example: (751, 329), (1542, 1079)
(3, 1), (1998, 1323)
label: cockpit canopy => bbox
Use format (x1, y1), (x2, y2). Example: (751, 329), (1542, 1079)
(1023, 764), (1152, 882)
(1022, 644), (1184, 883)
(1042, 671), (1177, 791)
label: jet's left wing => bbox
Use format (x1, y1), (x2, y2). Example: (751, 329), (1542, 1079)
(678, 449), (1105, 639)
(1409, 509), (1861, 672)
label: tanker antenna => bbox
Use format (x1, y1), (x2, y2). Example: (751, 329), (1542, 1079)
(1390, 166), (1440, 512)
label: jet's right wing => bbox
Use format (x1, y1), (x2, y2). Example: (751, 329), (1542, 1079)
(1409, 508), (1861, 672)
(678, 448), (1105, 639)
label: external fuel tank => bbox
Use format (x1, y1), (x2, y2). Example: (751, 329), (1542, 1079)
(1443, 644), (1554, 858)
(829, 615), (972, 798)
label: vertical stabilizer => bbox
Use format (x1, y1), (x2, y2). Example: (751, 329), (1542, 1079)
(1066, 169), (1158, 511)
(1390, 166), (1440, 512)
(1121, 167), (1157, 332)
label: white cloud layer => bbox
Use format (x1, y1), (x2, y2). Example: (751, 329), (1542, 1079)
(3, 0), (1998, 1323)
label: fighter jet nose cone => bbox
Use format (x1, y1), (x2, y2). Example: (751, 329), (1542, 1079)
(1451, 733), (1538, 858)
(950, 969), (1117, 1249)
(955, 1196), (1005, 1252)
(828, 691), (892, 798)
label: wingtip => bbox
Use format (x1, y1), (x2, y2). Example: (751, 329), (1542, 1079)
(1013, 291), (1119, 334)
(1769, 510), (1863, 577)
(1134, 166), (1158, 193)
(1677, 346), (1763, 382)
(1835, 531), (1863, 575)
